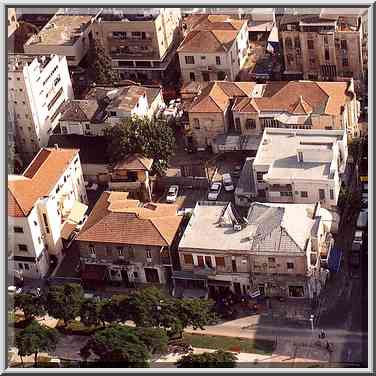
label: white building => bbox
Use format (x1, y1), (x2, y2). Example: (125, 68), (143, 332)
(23, 10), (101, 66)
(252, 128), (348, 208)
(178, 15), (249, 83)
(8, 147), (88, 279)
(8, 54), (74, 162)
(57, 85), (164, 136)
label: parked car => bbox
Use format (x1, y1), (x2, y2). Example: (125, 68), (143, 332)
(353, 230), (364, 246)
(356, 210), (368, 229)
(166, 185), (179, 203)
(222, 173), (234, 192)
(208, 182), (222, 201)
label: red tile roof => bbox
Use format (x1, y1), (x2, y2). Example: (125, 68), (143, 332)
(8, 148), (79, 217)
(77, 192), (182, 247)
(114, 154), (153, 171)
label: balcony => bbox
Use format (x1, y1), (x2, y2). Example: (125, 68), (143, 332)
(193, 265), (216, 276)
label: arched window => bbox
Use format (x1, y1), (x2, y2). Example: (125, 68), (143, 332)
(285, 37), (293, 49)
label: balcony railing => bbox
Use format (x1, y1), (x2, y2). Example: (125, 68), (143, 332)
(193, 265), (216, 276)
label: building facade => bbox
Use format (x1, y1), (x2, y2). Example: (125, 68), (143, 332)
(92, 8), (182, 83)
(8, 147), (88, 279)
(252, 128), (348, 208)
(175, 201), (331, 300)
(77, 191), (183, 287)
(8, 8), (19, 38)
(279, 14), (363, 84)
(8, 54), (74, 162)
(178, 15), (249, 84)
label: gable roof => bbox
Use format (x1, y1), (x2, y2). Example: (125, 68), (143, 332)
(77, 191), (182, 247)
(114, 154), (154, 171)
(8, 148), (79, 217)
(189, 81), (255, 113)
(184, 14), (245, 32)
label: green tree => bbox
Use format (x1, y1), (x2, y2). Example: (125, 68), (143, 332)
(46, 284), (84, 327)
(15, 320), (59, 367)
(104, 117), (175, 174)
(89, 38), (117, 84)
(14, 293), (46, 323)
(80, 325), (152, 367)
(135, 327), (168, 355)
(80, 298), (103, 327)
(175, 350), (237, 368)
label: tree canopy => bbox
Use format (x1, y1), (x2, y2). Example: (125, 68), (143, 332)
(46, 283), (84, 326)
(80, 325), (167, 367)
(15, 320), (59, 367)
(175, 350), (237, 368)
(104, 116), (175, 174)
(14, 293), (46, 322)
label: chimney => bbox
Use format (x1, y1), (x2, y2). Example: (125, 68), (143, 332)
(54, 144), (59, 150)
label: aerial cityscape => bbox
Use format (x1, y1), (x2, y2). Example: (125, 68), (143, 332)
(7, 6), (369, 369)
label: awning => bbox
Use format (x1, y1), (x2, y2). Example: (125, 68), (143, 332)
(81, 264), (107, 281)
(61, 222), (77, 240)
(67, 201), (88, 225)
(172, 271), (208, 281)
(207, 279), (232, 287)
(327, 248), (342, 273)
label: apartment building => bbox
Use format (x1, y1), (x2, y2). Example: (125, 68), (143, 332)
(178, 15), (249, 83)
(24, 10), (101, 66)
(232, 79), (360, 138)
(77, 191), (183, 287)
(8, 147), (88, 279)
(175, 201), (331, 299)
(252, 128), (348, 208)
(92, 8), (182, 83)
(186, 81), (255, 148)
(279, 14), (363, 85)
(8, 54), (74, 162)
(58, 85), (164, 136)
(8, 8), (19, 38)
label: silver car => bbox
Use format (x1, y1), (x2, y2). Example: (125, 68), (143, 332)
(166, 185), (179, 203)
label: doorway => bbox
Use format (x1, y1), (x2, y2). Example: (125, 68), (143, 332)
(233, 282), (242, 295)
(144, 268), (160, 283)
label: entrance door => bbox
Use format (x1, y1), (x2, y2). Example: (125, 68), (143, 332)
(233, 282), (242, 295)
(144, 268), (160, 283)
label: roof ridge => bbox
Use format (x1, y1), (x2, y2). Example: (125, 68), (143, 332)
(149, 217), (169, 246)
(280, 227), (304, 252)
(312, 82), (331, 113)
(209, 83), (229, 110)
(210, 30), (230, 52)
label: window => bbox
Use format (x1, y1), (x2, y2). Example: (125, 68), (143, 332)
(232, 259), (237, 272)
(189, 72), (196, 81)
(324, 36), (328, 45)
(146, 249), (152, 259)
(34, 221), (38, 226)
(193, 118), (200, 129)
(24, 264), (30, 271)
(217, 71), (226, 80)
(288, 285), (304, 297)
(256, 171), (265, 182)
(268, 257), (276, 263)
(342, 58), (349, 67)
(235, 118), (241, 131)
(285, 37), (293, 49)
(294, 36), (300, 49)
(42, 213), (50, 233)
(287, 262), (294, 270)
(330, 189), (334, 200)
(197, 256), (204, 266)
(281, 191), (293, 197)
(202, 72), (210, 82)
(185, 56), (195, 64)
(117, 247), (124, 256)
(38, 237), (41, 244)
(319, 189), (325, 200)
(13, 226), (24, 233)
(301, 191), (308, 198)
(204, 256), (212, 268)
(18, 263), (24, 270)
(309, 57), (315, 67)
(215, 256), (225, 267)
(307, 40), (314, 50)
(245, 119), (256, 129)
(215, 56), (221, 65)
(18, 244), (28, 252)
(325, 49), (330, 61)
(128, 246), (134, 258)
(184, 254), (193, 264)
(325, 126), (333, 130)
(298, 151), (303, 162)
(340, 40), (347, 50)
(201, 56), (206, 60)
